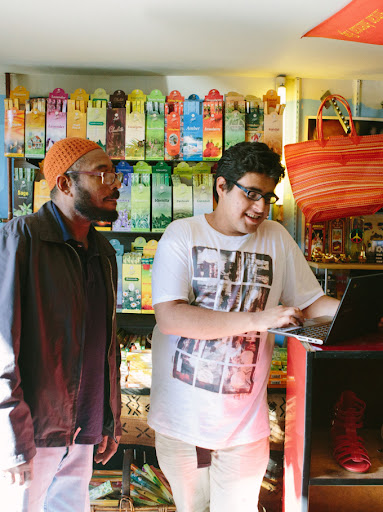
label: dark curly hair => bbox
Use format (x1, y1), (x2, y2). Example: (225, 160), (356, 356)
(213, 142), (285, 203)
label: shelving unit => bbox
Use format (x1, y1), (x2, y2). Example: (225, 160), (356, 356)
(308, 261), (383, 294)
(284, 335), (383, 512)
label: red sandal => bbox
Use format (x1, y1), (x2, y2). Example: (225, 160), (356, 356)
(331, 390), (371, 473)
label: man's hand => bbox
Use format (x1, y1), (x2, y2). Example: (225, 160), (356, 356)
(254, 305), (305, 332)
(1, 460), (33, 487)
(94, 435), (121, 465)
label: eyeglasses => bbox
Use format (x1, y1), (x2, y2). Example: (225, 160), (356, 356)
(227, 180), (279, 204)
(66, 170), (124, 185)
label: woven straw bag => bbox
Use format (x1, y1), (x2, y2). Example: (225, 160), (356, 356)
(284, 94), (383, 222)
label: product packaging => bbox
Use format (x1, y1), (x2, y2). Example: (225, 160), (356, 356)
(152, 173), (172, 232)
(192, 173), (213, 216)
(122, 252), (142, 313)
(33, 179), (50, 212)
(131, 173), (151, 232)
(328, 218), (346, 254)
(183, 94), (203, 161)
(125, 89), (146, 160)
(224, 92), (246, 150)
(106, 90), (127, 160)
(203, 89), (223, 161)
(109, 239), (125, 311)
(145, 90), (165, 161)
(113, 173), (133, 232)
(172, 173), (193, 220)
(4, 86), (29, 157)
(304, 222), (326, 260)
(133, 161), (152, 174)
(87, 88), (109, 151)
(141, 239), (158, 314)
(164, 90), (184, 161)
(67, 88), (89, 139)
(45, 88), (68, 151)
(13, 166), (36, 217)
(245, 95), (264, 143)
(153, 161), (172, 175)
(25, 98), (46, 158)
(46, 89), (67, 151)
(263, 89), (284, 155)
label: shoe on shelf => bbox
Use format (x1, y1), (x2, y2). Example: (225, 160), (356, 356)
(331, 390), (371, 474)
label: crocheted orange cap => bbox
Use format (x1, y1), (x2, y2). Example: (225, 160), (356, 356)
(43, 137), (102, 190)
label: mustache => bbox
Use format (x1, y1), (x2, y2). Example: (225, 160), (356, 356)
(107, 191), (120, 200)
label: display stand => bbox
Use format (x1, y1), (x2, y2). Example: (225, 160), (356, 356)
(283, 334), (383, 512)
(308, 261), (383, 295)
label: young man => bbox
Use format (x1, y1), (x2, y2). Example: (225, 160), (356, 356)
(0, 137), (122, 512)
(148, 142), (339, 512)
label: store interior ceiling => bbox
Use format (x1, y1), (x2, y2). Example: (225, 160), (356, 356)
(1, 0), (383, 80)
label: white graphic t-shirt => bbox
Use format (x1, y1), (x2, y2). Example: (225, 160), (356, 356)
(148, 215), (323, 449)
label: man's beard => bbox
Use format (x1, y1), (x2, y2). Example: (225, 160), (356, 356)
(74, 184), (119, 222)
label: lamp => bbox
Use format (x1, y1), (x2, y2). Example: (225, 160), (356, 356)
(276, 75), (286, 105)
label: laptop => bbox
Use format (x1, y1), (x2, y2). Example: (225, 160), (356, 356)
(268, 273), (383, 345)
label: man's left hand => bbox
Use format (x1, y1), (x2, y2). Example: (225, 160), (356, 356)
(94, 435), (121, 465)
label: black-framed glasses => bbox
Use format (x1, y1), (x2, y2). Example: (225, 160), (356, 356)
(227, 180), (279, 204)
(66, 170), (124, 185)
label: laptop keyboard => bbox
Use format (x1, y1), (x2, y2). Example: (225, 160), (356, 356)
(293, 322), (332, 340)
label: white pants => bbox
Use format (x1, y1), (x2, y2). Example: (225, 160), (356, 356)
(155, 432), (269, 512)
(0, 444), (93, 512)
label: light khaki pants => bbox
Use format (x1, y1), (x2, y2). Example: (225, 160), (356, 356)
(155, 432), (269, 512)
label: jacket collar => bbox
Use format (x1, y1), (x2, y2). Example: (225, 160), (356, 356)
(37, 201), (115, 257)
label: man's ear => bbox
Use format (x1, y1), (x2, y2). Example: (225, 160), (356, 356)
(56, 174), (72, 195)
(215, 176), (228, 199)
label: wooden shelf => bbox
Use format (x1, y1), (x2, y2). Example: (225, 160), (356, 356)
(308, 261), (383, 271)
(310, 429), (383, 485)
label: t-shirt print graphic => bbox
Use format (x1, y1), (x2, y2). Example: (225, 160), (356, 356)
(172, 246), (272, 395)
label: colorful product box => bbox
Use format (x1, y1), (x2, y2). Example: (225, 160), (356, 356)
(13, 167), (36, 217)
(109, 239), (125, 311)
(172, 174), (193, 220)
(131, 173), (151, 232)
(152, 173), (172, 232)
(328, 218), (346, 254)
(141, 257), (154, 314)
(67, 88), (89, 139)
(165, 90), (184, 161)
(87, 88), (109, 151)
(145, 90), (165, 161)
(203, 89), (223, 161)
(106, 109), (126, 160)
(122, 252), (142, 313)
(106, 90), (127, 160)
(224, 92), (246, 150)
(25, 99), (46, 159)
(113, 173), (132, 232)
(245, 95), (264, 143)
(263, 89), (284, 156)
(46, 88), (68, 151)
(125, 89), (146, 160)
(4, 106), (25, 157)
(33, 179), (50, 212)
(192, 174), (213, 216)
(4, 86), (29, 157)
(183, 94), (203, 162)
(183, 111), (203, 161)
(304, 222), (326, 260)
(133, 161), (152, 174)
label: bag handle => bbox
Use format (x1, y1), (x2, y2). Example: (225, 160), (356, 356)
(316, 94), (358, 142)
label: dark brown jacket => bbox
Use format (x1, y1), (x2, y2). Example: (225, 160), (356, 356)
(0, 201), (121, 470)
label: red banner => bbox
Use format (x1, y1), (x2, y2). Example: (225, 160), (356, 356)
(303, 0), (383, 45)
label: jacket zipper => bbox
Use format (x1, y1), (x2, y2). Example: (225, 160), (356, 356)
(105, 257), (118, 442)
(65, 242), (86, 443)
